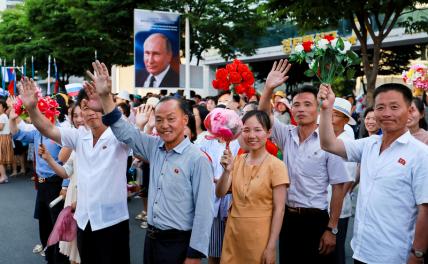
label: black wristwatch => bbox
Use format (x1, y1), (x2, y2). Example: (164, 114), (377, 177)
(326, 226), (338, 235)
(411, 248), (425, 258)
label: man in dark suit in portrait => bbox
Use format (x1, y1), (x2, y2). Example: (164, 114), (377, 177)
(136, 33), (180, 88)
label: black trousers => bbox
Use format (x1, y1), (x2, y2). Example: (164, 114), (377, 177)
(143, 226), (191, 264)
(77, 220), (130, 264)
(354, 260), (366, 264)
(279, 207), (334, 264)
(333, 217), (350, 264)
(36, 179), (69, 264)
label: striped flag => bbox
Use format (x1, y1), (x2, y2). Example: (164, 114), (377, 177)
(54, 58), (59, 94)
(65, 83), (83, 97)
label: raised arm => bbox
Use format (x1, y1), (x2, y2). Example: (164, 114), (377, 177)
(258, 59), (292, 123)
(318, 84), (347, 159)
(38, 143), (69, 179)
(18, 78), (61, 144)
(216, 149), (234, 197)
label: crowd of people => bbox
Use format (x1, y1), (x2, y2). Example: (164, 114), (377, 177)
(0, 59), (427, 264)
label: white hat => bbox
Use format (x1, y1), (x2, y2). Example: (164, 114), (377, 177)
(333, 98), (356, 125)
(117, 91), (130, 101)
(146, 97), (160, 107)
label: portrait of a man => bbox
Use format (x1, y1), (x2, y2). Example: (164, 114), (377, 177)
(135, 33), (180, 88)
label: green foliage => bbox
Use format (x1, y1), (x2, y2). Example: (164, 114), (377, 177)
(0, 0), (268, 82)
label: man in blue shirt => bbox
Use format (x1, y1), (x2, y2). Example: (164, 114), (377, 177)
(87, 61), (214, 264)
(10, 108), (69, 264)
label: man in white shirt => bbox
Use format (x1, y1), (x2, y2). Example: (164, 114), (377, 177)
(318, 83), (428, 264)
(328, 98), (358, 264)
(259, 60), (351, 264)
(18, 80), (131, 264)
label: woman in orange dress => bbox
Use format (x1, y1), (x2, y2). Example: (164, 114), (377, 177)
(216, 110), (289, 264)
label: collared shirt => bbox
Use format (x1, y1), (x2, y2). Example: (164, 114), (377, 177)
(104, 110), (214, 256)
(143, 65), (170, 88)
(344, 131), (428, 263)
(198, 138), (240, 216)
(59, 126), (130, 231)
(13, 129), (62, 179)
(273, 119), (350, 209)
(328, 131), (357, 218)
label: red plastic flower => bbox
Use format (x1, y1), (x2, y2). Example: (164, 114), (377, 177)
(237, 63), (250, 73)
(245, 86), (256, 98)
(302, 41), (314, 52)
(229, 72), (242, 84)
(218, 80), (230, 91)
(234, 84), (247, 94)
(37, 99), (49, 113)
(324, 35), (335, 42)
(241, 71), (255, 86)
(215, 68), (228, 81)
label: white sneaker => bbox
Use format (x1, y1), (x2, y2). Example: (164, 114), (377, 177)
(140, 221), (148, 229)
(40, 250), (46, 257)
(32, 244), (43, 254)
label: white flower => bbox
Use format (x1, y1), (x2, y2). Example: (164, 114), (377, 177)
(317, 39), (329, 50)
(294, 44), (304, 53)
(331, 38), (339, 48)
(309, 60), (316, 70)
(339, 40), (352, 54)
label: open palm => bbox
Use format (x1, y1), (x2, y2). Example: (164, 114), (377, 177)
(86, 60), (112, 97)
(18, 77), (39, 109)
(265, 59), (292, 90)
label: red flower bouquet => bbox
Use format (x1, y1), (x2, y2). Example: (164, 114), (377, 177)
(212, 59), (256, 98)
(14, 94), (60, 124)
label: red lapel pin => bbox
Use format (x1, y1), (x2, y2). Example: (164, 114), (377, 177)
(398, 158), (406, 166)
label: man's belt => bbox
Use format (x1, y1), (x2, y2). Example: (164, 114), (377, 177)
(286, 206), (326, 215)
(37, 176), (62, 184)
(147, 224), (191, 240)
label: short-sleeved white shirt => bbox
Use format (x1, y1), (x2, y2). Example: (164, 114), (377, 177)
(59, 126), (130, 231)
(273, 119), (351, 209)
(344, 131), (428, 263)
(0, 113), (10, 135)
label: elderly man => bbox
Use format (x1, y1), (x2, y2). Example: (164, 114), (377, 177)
(259, 60), (350, 264)
(136, 33), (179, 88)
(318, 83), (428, 264)
(87, 61), (213, 264)
(18, 79), (131, 264)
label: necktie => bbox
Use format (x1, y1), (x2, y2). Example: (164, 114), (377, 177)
(149, 76), (156, 87)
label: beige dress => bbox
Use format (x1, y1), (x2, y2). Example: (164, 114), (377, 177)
(59, 152), (80, 263)
(220, 154), (289, 264)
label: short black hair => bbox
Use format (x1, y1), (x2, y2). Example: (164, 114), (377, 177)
(117, 102), (130, 118)
(0, 99), (7, 111)
(242, 110), (271, 131)
(54, 94), (68, 123)
(363, 106), (374, 118)
(373, 83), (412, 106)
(206, 96), (218, 105)
(291, 85), (318, 102)
(412, 97), (428, 130)
(76, 89), (89, 108)
(158, 96), (190, 117)
(194, 94), (202, 100)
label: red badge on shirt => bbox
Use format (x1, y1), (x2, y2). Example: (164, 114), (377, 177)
(174, 168), (179, 174)
(398, 158), (406, 166)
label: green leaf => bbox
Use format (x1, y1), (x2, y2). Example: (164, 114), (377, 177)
(335, 54), (343, 63)
(304, 69), (315, 77)
(346, 68), (356, 80)
(337, 37), (344, 50)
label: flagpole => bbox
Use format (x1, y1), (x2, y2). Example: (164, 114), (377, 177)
(47, 55), (51, 95)
(54, 57), (58, 94)
(0, 59), (3, 92)
(13, 59), (16, 95)
(31, 56), (34, 79)
(2, 59), (5, 92)
(23, 57), (26, 77)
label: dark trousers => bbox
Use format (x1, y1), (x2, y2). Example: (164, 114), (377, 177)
(354, 260), (366, 264)
(144, 226), (191, 264)
(77, 220), (130, 264)
(279, 207), (334, 264)
(333, 217), (350, 264)
(36, 180), (69, 264)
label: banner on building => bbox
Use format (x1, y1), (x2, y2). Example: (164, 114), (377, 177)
(134, 9), (180, 88)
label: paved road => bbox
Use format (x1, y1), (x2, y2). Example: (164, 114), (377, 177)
(0, 174), (355, 264)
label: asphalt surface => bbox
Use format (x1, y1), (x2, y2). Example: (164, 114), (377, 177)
(0, 174), (354, 264)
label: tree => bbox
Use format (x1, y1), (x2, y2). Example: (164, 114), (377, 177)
(267, 0), (428, 106)
(156, 0), (269, 64)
